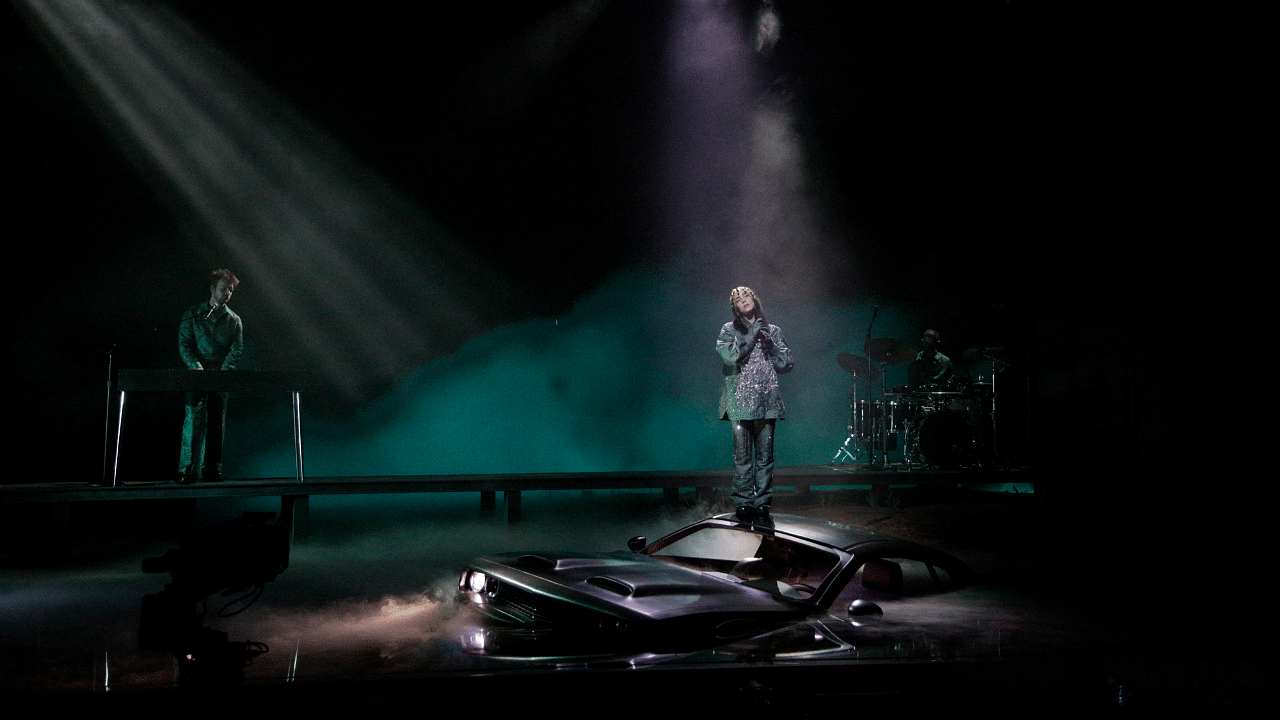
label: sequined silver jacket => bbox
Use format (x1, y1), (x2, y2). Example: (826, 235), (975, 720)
(717, 321), (793, 421)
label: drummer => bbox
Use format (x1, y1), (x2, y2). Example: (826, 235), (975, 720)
(907, 329), (954, 387)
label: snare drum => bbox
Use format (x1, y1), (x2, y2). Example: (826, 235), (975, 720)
(892, 399), (923, 429)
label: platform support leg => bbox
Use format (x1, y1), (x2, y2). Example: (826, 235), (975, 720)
(281, 494), (310, 544)
(504, 490), (521, 523)
(695, 486), (714, 506)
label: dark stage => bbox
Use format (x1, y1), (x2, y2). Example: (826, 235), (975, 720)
(2, 484), (1272, 715)
(2, 0), (1251, 714)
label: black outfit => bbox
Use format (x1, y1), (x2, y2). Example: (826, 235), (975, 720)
(177, 301), (243, 482)
(907, 350), (953, 387)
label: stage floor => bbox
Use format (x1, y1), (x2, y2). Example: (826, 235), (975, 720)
(0, 485), (1270, 714)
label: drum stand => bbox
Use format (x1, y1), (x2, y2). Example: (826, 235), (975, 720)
(974, 354), (1009, 466)
(902, 413), (921, 469)
(830, 380), (866, 466)
(865, 365), (896, 469)
(830, 375), (896, 469)
(830, 308), (901, 469)
(901, 400), (931, 470)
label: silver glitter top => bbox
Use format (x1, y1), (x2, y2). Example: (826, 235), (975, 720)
(717, 321), (793, 421)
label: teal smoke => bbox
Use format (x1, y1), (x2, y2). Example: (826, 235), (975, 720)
(230, 270), (912, 478)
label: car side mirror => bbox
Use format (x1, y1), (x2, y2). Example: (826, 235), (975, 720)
(627, 536), (647, 553)
(848, 599), (883, 618)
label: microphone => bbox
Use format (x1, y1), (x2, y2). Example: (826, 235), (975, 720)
(205, 302), (223, 321)
(757, 324), (773, 347)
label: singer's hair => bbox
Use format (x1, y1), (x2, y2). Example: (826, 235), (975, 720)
(732, 298), (767, 333)
(209, 268), (240, 290)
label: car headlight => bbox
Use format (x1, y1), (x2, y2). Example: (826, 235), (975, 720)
(460, 628), (490, 652)
(467, 570), (488, 593)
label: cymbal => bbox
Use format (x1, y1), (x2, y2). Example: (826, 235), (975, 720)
(866, 337), (916, 366)
(836, 352), (880, 379)
(962, 344), (1006, 362)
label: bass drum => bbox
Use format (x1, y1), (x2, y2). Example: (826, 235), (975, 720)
(917, 410), (974, 468)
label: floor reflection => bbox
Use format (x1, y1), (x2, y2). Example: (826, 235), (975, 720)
(0, 490), (1113, 695)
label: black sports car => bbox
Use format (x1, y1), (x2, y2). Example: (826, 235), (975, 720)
(456, 513), (978, 659)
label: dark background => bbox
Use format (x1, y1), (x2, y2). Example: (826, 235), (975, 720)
(4, 1), (1191, 483)
(1, 2), (1261, 707)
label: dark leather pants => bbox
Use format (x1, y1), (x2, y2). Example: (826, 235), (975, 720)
(179, 391), (228, 479)
(732, 419), (775, 509)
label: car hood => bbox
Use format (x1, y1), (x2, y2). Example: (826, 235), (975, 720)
(470, 550), (809, 625)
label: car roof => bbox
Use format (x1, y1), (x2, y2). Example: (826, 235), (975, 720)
(704, 513), (979, 586)
(708, 513), (894, 552)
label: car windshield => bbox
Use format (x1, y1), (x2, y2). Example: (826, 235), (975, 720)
(648, 526), (840, 600)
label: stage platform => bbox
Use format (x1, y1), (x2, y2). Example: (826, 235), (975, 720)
(1, 464), (1030, 539)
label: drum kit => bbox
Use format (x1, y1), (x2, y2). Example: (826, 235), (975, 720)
(831, 338), (1005, 470)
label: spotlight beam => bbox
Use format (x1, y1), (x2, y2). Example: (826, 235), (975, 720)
(16, 0), (501, 399)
